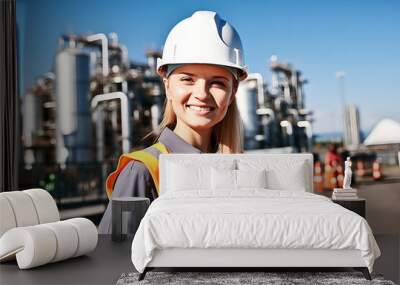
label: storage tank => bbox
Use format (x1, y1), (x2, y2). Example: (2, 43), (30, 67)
(22, 92), (43, 148)
(55, 48), (92, 165)
(22, 92), (43, 167)
(236, 80), (260, 150)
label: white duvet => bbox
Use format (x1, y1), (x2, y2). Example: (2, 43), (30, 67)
(131, 190), (381, 273)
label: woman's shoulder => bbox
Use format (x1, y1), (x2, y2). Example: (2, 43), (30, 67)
(117, 142), (164, 182)
(119, 159), (151, 179)
(112, 159), (157, 199)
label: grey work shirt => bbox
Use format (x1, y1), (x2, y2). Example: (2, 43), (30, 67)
(98, 127), (214, 234)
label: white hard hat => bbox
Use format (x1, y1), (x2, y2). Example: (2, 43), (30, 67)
(157, 11), (248, 81)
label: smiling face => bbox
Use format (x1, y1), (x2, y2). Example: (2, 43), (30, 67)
(163, 64), (237, 132)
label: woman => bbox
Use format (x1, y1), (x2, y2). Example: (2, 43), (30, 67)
(98, 11), (248, 234)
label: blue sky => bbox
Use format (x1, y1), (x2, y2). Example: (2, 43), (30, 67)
(17, 0), (400, 133)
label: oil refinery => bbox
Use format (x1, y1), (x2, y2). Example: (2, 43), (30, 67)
(20, 32), (314, 215)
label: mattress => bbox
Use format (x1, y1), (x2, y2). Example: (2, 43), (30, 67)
(131, 189), (381, 273)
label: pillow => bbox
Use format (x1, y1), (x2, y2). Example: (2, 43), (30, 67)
(211, 168), (236, 190)
(211, 168), (267, 190)
(166, 160), (235, 192)
(238, 159), (308, 191)
(236, 169), (267, 189)
(166, 162), (206, 191)
(266, 162), (307, 191)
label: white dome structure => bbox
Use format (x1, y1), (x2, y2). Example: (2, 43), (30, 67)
(364, 119), (400, 146)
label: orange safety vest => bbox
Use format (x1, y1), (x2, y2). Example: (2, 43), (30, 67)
(105, 142), (169, 199)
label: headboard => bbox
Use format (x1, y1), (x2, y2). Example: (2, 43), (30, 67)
(159, 153), (314, 194)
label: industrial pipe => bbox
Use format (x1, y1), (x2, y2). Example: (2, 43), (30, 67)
(283, 80), (291, 104)
(246, 73), (265, 107)
(86, 34), (109, 78)
(280, 120), (293, 136)
(119, 44), (129, 69)
(280, 120), (294, 147)
(91, 92), (130, 154)
(297, 120), (313, 151)
(256, 107), (275, 119)
(297, 121), (312, 138)
(287, 108), (299, 120)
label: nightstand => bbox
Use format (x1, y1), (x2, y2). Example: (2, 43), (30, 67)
(112, 197), (150, 242)
(332, 198), (366, 218)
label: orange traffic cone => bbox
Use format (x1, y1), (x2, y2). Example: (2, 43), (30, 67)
(336, 164), (344, 188)
(314, 161), (324, 193)
(356, 160), (365, 177)
(324, 164), (332, 189)
(331, 164), (339, 189)
(372, 159), (382, 180)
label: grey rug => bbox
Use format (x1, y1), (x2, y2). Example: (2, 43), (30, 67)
(116, 271), (396, 285)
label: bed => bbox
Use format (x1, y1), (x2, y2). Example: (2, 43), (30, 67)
(131, 154), (381, 280)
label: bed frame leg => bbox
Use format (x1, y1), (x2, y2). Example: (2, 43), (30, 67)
(138, 268), (148, 281)
(354, 267), (371, 280)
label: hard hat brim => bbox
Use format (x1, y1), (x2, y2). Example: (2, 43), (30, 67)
(157, 58), (248, 81)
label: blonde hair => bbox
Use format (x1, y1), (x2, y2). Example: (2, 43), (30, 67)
(144, 83), (244, 154)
